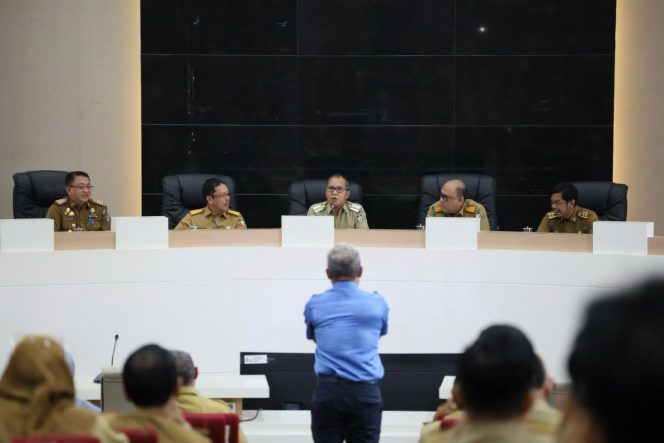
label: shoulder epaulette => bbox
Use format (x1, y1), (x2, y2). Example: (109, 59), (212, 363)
(89, 198), (105, 206)
(55, 197), (67, 205)
(227, 209), (241, 216)
(547, 211), (557, 219)
(349, 202), (362, 213)
(464, 205), (477, 214)
(189, 208), (204, 215)
(311, 202), (326, 213)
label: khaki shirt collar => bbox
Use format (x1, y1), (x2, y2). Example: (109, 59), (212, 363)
(323, 201), (349, 216)
(203, 206), (228, 219)
(179, 386), (200, 397)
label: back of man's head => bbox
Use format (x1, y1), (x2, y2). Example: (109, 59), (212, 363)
(327, 243), (361, 280)
(123, 344), (177, 407)
(457, 324), (537, 419)
(569, 279), (664, 443)
(172, 350), (196, 386)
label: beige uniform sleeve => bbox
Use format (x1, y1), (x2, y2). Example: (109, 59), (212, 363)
(536, 214), (551, 232)
(174, 213), (192, 230)
(584, 211), (599, 234)
(306, 205), (316, 216)
(45, 204), (62, 231)
(237, 215), (248, 229)
(426, 204), (436, 218)
(478, 205), (490, 231)
(356, 207), (369, 229)
(101, 206), (111, 231)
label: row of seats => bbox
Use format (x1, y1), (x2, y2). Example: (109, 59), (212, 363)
(13, 170), (628, 230)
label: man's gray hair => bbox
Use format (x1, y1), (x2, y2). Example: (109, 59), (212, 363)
(327, 243), (361, 279)
(172, 350), (195, 385)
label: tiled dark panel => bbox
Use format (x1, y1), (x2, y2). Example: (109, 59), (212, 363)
(495, 196), (551, 231)
(456, 0), (616, 55)
(300, 57), (454, 125)
(455, 126), (613, 195)
(456, 56), (614, 125)
(142, 125), (299, 193)
(361, 195), (420, 229)
(142, 194), (163, 217)
(299, 0), (454, 55)
(299, 126), (454, 193)
(142, 56), (297, 124)
(141, 0), (297, 55)
(227, 194), (290, 228)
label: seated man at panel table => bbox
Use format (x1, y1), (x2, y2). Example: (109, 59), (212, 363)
(106, 344), (210, 443)
(46, 171), (111, 231)
(174, 178), (247, 230)
(426, 179), (490, 231)
(419, 325), (552, 443)
(559, 279), (664, 443)
(172, 350), (248, 443)
(307, 174), (369, 229)
(537, 182), (598, 234)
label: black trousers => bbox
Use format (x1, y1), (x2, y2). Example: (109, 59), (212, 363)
(310, 376), (383, 443)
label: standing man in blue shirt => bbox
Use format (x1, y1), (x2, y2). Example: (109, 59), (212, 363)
(304, 243), (389, 443)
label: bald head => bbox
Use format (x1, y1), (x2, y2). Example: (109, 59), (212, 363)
(439, 179), (466, 214)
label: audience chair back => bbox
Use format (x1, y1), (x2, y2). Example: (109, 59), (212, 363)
(288, 179), (363, 215)
(183, 412), (240, 443)
(11, 436), (101, 443)
(571, 181), (628, 221)
(161, 174), (237, 229)
(12, 170), (68, 218)
(117, 429), (158, 443)
(418, 173), (498, 229)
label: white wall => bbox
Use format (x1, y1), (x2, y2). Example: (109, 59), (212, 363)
(0, 0), (141, 219)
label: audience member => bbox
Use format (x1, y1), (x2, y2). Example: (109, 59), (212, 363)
(419, 325), (551, 443)
(172, 350), (247, 443)
(106, 344), (209, 443)
(304, 243), (388, 442)
(0, 336), (126, 442)
(560, 279), (664, 443)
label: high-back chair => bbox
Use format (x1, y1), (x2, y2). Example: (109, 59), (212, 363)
(12, 170), (68, 218)
(571, 181), (628, 221)
(288, 180), (363, 215)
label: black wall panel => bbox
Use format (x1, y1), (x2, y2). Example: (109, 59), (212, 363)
(141, 0), (616, 230)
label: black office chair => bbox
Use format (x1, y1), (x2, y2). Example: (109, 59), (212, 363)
(13, 170), (68, 218)
(418, 174), (498, 230)
(288, 180), (363, 215)
(572, 181), (628, 221)
(161, 174), (237, 229)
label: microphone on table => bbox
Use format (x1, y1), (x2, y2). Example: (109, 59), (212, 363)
(93, 334), (119, 384)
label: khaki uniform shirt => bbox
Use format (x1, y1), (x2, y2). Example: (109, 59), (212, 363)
(174, 207), (247, 230)
(46, 197), (111, 232)
(107, 408), (210, 443)
(536, 206), (598, 234)
(419, 419), (553, 443)
(426, 199), (490, 231)
(307, 201), (369, 229)
(176, 387), (247, 443)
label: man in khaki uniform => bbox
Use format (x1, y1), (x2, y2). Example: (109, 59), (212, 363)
(172, 351), (248, 443)
(174, 178), (246, 230)
(537, 183), (598, 234)
(307, 174), (369, 229)
(419, 326), (552, 443)
(107, 344), (210, 443)
(46, 171), (110, 231)
(426, 179), (490, 231)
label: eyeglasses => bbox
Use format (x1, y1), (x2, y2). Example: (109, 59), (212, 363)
(213, 192), (232, 199)
(439, 193), (458, 202)
(326, 186), (347, 194)
(68, 184), (94, 190)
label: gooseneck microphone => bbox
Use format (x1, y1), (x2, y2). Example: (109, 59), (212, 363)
(111, 334), (119, 366)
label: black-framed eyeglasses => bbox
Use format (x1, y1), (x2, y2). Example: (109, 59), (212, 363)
(327, 186), (347, 194)
(68, 184), (94, 190)
(440, 193), (457, 202)
(213, 192), (232, 199)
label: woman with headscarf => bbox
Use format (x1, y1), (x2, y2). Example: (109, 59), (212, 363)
(0, 335), (126, 442)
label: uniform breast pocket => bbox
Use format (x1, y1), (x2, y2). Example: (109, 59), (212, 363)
(86, 215), (102, 230)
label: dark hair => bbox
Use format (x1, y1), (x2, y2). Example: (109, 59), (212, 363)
(531, 356), (546, 389)
(457, 325), (537, 418)
(551, 183), (578, 203)
(123, 344), (177, 407)
(65, 171), (89, 186)
(569, 279), (664, 443)
(202, 178), (228, 199)
(327, 174), (349, 189)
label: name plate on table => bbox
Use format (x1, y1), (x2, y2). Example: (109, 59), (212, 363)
(112, 216), (168, 250)
(0, 218), (54, 252)
(593, 221), (654, 255)
(439, 375), (456, 400)
(281, 216), (334, 247)
(425, 217), (480, 249)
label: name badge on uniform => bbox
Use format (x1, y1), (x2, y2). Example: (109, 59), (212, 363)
(87, 214), (98, 224)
